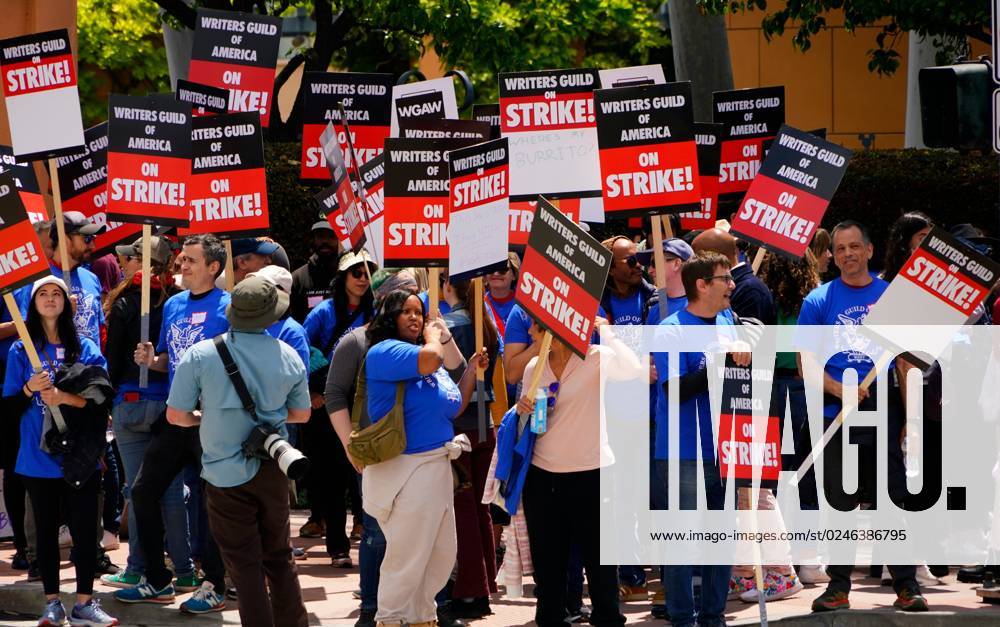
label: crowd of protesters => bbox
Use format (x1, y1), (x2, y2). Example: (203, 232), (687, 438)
(2, 208), (1000, 627)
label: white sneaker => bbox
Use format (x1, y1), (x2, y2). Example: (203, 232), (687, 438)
(797, 564), (830, 584)
(100, 530), (119, 551)
(916, 563), (942, 586)
(58, 525), (72, 548)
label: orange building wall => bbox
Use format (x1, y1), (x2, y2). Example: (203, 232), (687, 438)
(726, 9), (911, 149)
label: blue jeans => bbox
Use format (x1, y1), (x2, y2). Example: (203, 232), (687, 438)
(772, 376), (818, 510)
(663, 460), (730, 627)
(357, 475), (386, 612)
(112, 399), (194, 577)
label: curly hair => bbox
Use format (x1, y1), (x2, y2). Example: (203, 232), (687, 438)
(882, 211), (933, 282)
(366, 289), (425, 347)
(758, 250), (820, 318)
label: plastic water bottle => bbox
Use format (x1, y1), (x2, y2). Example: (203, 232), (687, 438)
(531, 387), (548, 434)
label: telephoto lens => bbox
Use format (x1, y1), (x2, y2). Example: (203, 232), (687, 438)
(264, 432), (309, 480)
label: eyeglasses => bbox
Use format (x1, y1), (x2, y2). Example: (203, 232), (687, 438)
(704, 274), (735, 284)
(349, 267), (367, 280)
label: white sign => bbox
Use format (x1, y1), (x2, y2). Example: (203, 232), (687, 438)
(390, 77), (459, 137)
(598, 64), (667, 89)
(447, 138), (510, 280)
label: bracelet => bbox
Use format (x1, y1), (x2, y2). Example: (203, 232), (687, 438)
(23, 383), (32, 395)
(442, 335), (453, 345)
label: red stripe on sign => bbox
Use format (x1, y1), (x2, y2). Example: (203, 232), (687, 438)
(383, 195), (448, 264)
(901, 248), (987, 315)
(19, 191), (47, 223)
(451, 164), (509, 212)
(717, 413), (781, 483)
(300, 123), (388, 181)
(501, 93), (595, 133)
(718, 137), (766, 195)
(518, 247), (598, 358)
(188, 60), (276, 127)
(106, 153), (190, 225)
(679, 175), (718, 231)
(0, 220), (50, 292)
(599, 141), (700, 214)
(730, 174), (827, 258)
(60, 186), (141, 255)
(3, 54), (76, 96)
(180, 167), (269, 237)
(508, 199), (579, 248)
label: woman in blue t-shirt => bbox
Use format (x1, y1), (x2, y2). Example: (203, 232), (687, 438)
(2, 276), (117, 626)
(362, 289), (486, 627)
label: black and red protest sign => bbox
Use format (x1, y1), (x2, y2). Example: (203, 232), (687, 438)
(712, 86), (784, 202)
(176, 79), (229, 116)
(315, 184), (350, 241)
(517, 197), (610, 358)
(300, 72), (392, 182)
(0, 172), (49, 293)
(1, 29), (84, 160)
(509, 198), (579, 249)
(382, 137), (477, 267)
(499, 68), (601, 203)
(718, 357), (781, 488)
(55, 123), (140, 253)
(678, 123), (724, 231)
(400, 118), (490, 141)
(188, 9), (282, 127)
(106, 94), (191, 227)
(321, 122), (365, 250)
(448, 138), (509, 280)
(0, 145), (45, 223)
(179, 112), (267, 238)
(595, 82), (699, 217)
(472, 103), (501, 139)
(730, 126), (851, 259)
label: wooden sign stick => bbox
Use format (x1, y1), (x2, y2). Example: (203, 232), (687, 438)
(138, 225), (152, 388)
(518, 331), (554, 432)
(474, 276), (487, 442)
(750, 247), (767, 275)
(224, 240), (235, 292)
(428, 267), (441, 318)
(650, 215), (668, 322)
(49, 158), (70, 275)
(4, 292), (68, 431)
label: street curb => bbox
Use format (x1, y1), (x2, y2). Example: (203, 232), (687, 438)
(730, 609), (1000, 626)
(0, 582), (241, 625)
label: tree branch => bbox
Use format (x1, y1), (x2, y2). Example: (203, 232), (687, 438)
(152, 0), (198, 29)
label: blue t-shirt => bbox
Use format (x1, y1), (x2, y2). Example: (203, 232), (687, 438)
(366, 339), (461, 454)
(504, 303), (533, 346)
(4, 338), (106, 478)
(418, 291), (452, 316)
(156, 288), (231, 383)
(604, 291), (646, 326)
(303, 300), (368, 360)
(266, 316), (310, 369)
(15, 265), (105, 347)
(653, 309), (735, 461)
(644, 294), (689, 326)
(796, 277), (889, 419)
(485, 292), (516, 333)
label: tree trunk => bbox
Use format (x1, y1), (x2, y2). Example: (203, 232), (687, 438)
(667, 0), (734, 122)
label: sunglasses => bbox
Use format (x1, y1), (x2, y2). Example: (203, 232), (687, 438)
(620, 255), (640, 268)
(489, 264), (513, 275)
(545, 381), (560, 411)
(349, 267), (368, 280)
(78, 234), (96, 244)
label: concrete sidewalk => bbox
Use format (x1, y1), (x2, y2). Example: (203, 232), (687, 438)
(3, 510), (1000, 626)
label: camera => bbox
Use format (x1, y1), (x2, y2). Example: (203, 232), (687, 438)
(242, 425), (309, 481)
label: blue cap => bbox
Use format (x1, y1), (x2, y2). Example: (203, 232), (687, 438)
(636, 238), (693, 266)
(230, 237), (279, 257)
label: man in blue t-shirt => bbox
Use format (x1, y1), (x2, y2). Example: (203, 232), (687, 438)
(117, 233), (230, 612)
(600, 235), (655, 326)
(796, 221), (926, 613)
(692, 227), (776, 325)
(653, 251), (742, 627)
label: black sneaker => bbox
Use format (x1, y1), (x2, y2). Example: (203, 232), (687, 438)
(894, 588), (929, 612)
(448, 597), (491, 619)
(354, 607), (376, 627)
(811, 589), (850, 612)
(12, 551), (29, 570)
(436, 604), (467, 627)
(567, 604), (591, 623)
(27, 561), (41, 582)
(94, 552), (120, 576)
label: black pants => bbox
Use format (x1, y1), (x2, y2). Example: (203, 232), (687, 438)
(132, 422), (225, 590)
(302, 406), (358, 555)
(823, 381), (917, 594)
(522, 465), (625, 627)
(22, 473), (100, 595)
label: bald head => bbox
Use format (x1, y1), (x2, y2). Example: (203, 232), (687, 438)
(692, 228), (739, 266)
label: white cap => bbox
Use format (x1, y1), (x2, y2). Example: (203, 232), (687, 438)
(249, 265), (293, 294)
(30, 276), (69, 301)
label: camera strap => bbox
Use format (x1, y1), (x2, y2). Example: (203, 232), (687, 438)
(213, 335), (261, 424)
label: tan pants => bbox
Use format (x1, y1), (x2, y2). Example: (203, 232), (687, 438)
(366, 452), (456, 624)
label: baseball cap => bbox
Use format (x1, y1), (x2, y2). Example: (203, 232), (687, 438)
(249, 265), (293, 294)
(52, 211), (104, 238)
(312, 220), (335, 233)
(636, 238), (694, 266)
(30, 276), (69, 301)
(230, 237), (279, 257)
(338, 250), (376, 273)
(226, 275), (289, 331)
(115, 236), (173, 266)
